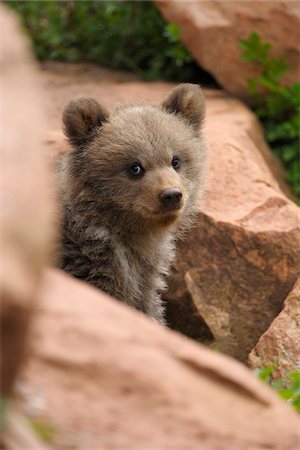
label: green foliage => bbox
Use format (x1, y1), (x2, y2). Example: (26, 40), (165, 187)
(255, 366), (300, 412)
(7, 0), (197, 81)
(240, 33), (300, 198)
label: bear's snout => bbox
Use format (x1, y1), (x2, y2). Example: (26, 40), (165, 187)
(159, 187), (182, 210)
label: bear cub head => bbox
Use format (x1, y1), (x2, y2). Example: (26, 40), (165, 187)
(62, 84), (208, 233)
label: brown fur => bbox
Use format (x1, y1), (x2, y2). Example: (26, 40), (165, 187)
(58, 84), (208, 323)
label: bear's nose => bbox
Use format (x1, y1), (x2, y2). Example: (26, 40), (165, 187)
(159, 188), (182, 207)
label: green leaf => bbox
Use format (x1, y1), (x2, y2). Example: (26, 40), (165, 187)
(255, 365), (275, 382)
(164, 23), (181, 42)
(261, 57), (291, 85)
(247, 78), (259, 96)
(240, 32), (271, 64)
(283, 146), (298, 162)
(255, 368), (300, 413)
(259, 74), (283, 94)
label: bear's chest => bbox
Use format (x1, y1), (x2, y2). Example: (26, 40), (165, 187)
(113, 236), (174, 295)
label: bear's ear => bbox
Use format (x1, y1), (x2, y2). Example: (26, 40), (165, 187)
(162, 83), (205, 131)
(63, 97), (109, 148)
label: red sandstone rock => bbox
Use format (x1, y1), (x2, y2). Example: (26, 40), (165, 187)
(0, 6), (56, 448)
(0, 6), (55, 397)
(249, 277), (300, 379)
(156, 1), (300, 99)
(20, 269), (300, 450)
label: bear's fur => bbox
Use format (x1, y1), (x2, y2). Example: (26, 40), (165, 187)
(58, 84), (208, 324)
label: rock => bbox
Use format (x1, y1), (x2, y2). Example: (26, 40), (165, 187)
(249, 277), (300, 380)
(165, 90), (300, 361)
(44, 129), (70, 158)
(20, 269), (300, 450)
(0, 6), (55, 398)
(156, 1), (300, 99)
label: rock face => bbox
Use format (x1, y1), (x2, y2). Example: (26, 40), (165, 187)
(156, 1), (300, 99)
(0, 6), (55, 398)
(165, 90), (300, 362)
(249, 277), (300, 380)
(20, 269), (300, 450)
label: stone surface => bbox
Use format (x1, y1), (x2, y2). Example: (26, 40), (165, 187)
(20, 269), (300, 450)
(156, 1), (300, 99)
(249, 277), (300, 380)
(0, 6), (55, 397)
(38, 62), (299, 362)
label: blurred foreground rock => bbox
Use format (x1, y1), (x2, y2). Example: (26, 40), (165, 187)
(20, 269), (300, 450)
(40, 62), (300, 364)
(249, 277), (300, 380)
(3, 407), (50, 450)
(0, 6), (55, 398)
(156, 1), (300, 99)
(0, 6), (55, 448)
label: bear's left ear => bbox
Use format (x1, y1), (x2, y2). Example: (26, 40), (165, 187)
(162, 83), (205, 131)
(63, 97), (109, 148)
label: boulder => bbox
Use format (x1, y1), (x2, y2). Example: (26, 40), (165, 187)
(156, 1), (300, 99)
(249, 277), (300, 380)
(0, 6), (55, 398)
(19, 269), (300, 450)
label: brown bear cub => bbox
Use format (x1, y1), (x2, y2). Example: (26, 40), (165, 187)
(58, 84), (208, 324)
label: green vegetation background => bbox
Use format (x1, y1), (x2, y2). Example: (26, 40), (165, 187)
(7, 0), (299, 198)
(8, 0), (198, 81)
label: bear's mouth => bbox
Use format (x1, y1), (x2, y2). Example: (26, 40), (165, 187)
(144, 205), (182, 223)
(160, 203), (182, 213)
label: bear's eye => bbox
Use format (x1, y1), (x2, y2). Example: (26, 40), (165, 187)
(172, 156), (181, 170)
(128, 162), (144, 177)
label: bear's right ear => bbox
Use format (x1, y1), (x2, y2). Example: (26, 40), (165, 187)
(63, 97), (109, 148)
